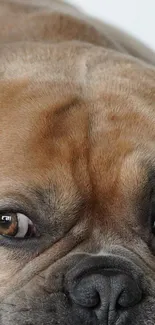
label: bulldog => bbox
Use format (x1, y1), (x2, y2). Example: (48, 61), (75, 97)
(0, 1), (155, 324)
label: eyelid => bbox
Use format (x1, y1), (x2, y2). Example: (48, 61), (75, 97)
(0, 197), (36, 221)
(0, 207), (28, 218)
(0, 198), (28, 211)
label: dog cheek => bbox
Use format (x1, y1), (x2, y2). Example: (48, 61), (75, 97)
(0, 249), (23, 298)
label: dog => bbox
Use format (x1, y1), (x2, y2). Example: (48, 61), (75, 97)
(0, 1), (155, 324)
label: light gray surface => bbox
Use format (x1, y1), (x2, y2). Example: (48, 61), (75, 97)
(66, 0), (155, 51)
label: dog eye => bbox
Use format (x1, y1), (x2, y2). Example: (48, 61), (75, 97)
(0, 212), (36, 238)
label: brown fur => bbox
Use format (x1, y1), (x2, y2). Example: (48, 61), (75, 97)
(0, 1), (155, 325)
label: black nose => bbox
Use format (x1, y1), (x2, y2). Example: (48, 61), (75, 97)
(65, 256), (142, 324)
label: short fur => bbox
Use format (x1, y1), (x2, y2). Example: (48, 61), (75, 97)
(0, 1), (155, 325)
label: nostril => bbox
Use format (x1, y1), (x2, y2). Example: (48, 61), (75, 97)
(70, 275), (102, 308)
(115, 274), (142, 309)
(66, 271), (142, 314)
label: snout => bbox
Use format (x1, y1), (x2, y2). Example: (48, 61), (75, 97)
(1, 253), (153, 325)
(65, 255), (143, 324)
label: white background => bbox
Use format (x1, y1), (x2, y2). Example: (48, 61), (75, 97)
(66, 0), (155, 51)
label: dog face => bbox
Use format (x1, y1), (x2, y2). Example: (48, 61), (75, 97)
(0, 42), (155, 325)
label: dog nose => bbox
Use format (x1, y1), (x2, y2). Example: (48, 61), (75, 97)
(66, 256), (142, 323)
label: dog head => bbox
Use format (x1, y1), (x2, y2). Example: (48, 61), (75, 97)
(0, 41), (155, 325)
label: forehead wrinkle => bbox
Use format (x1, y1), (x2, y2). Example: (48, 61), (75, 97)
(29, 181), (83, 217)
(115, 155), (155, 220)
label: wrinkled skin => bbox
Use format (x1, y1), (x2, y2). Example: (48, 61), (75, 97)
(0, 1), (155, 325)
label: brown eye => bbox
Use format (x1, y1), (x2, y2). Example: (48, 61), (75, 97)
(0, 213), (36, 238)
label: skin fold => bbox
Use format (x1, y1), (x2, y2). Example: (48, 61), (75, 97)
(0, 1), (155, 324)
